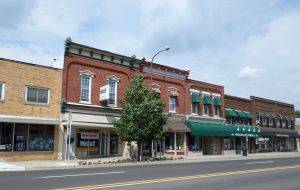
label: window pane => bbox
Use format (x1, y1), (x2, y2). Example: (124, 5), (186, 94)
(169, 97), (176, 112)
(0, 123), (13, 152)
(81, 75), (90, 102)
(192, 103), (198, 114)
(0, 83), (2, 99)
(27, 87), (38, 103)
(108, 80), (116, 105)
(28, 124), (54, 151)
(13, 123), (28, 151)
(38, 89), (49, 104)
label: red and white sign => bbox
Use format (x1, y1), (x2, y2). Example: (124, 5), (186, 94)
(99, 85), (109, 101)
(81, 133), (100, 140)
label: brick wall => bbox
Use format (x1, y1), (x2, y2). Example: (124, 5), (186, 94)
(224, 95), (251, 111)
(0, 58), (62, 119)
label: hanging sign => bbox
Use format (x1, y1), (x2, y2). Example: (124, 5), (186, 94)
(99, 85), (109, 101)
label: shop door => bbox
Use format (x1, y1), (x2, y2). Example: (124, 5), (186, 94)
(110, 134), (118, 156)
(212, 138), (221, 155)
(101, 132), (109, 156)
(76, 131), (100, 157)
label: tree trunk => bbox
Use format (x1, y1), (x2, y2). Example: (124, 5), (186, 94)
(137, 141), (142, 162)
(149, 139), (153, 158)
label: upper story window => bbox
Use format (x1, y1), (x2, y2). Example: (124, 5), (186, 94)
(269, 116), (274, 126)
(203, 104), (210, 116)
(80, 71), (94, 104)
(25, 86), (50, 105)
(214, 105), (221, 117)
(192, 103), (198, 114)
(0, 83), (5, 101)
(169, 97), (177, 113)
(108, 79), (117, 106)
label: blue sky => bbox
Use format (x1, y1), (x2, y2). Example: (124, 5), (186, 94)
(0, 0), (300, 109)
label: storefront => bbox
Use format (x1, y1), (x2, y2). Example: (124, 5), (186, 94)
(257, 127), (299, 152)
(0, 117), (59, 161)
(187, 122), (259, 155)
(163, 121), (190, 157)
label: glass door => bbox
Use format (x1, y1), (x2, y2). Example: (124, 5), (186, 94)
(101, 132), (109, 156)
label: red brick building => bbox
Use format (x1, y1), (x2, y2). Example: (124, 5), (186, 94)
(61, 38), (234, 158)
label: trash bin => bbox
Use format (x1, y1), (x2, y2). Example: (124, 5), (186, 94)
(242, 149), (248, 156)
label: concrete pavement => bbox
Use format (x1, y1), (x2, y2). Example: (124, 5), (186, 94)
(0, 157), (299, 190)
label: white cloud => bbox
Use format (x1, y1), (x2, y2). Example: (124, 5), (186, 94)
(237, 66), (263, 79)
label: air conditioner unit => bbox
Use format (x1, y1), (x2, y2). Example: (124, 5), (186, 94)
(99, 85), (109, 101)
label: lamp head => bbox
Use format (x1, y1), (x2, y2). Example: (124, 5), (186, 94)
(163, 45), (171, 51)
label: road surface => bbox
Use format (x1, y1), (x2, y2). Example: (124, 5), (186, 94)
(0, 157), (299, 190)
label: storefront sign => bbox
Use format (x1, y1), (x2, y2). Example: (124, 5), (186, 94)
(99, 85), (109, 101)
(81, 133), (99, 140)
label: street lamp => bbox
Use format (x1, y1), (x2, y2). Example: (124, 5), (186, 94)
(150, 45), (171, 82)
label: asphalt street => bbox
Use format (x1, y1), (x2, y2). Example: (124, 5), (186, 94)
(0, 157), (299, 190)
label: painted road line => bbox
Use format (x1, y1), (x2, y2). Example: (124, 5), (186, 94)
(36, 171), (125, 179)
(56, 164), (300, 190)
(245, 160), (275, 165)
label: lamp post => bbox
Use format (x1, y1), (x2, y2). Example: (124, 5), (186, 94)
(149, 45), (170, 159)
(150, 45), (171, 83)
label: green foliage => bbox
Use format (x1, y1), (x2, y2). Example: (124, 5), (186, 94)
(114, 75), (167, 143)
(295, 110), (300, 118)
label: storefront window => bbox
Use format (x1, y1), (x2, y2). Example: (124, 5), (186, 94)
(176, 133), (184, 150)
(14, 123), (28, 151)
(188, 136), (202, 151)
(0, 123), (13, 152)
(224, 138), (235, 150)
(28, 124), (54, 151)
(165, 132), (174, 150)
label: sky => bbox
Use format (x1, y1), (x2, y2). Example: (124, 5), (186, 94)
(0, 0), (300, 109)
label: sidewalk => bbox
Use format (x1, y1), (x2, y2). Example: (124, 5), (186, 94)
(1, 152), (300, 171)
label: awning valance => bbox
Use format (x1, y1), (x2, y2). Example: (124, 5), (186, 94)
(214, 97), (223, 106)
(259, 127), (299, 138)
(163, 122), (191, 132)
(187, 122), (259, 138)
(203, 96), (213, 105)
(225, 109), (238, 117)
(191, 93), (202, 103)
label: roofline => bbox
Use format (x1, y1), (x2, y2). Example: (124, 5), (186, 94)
(0, 57), (61, 71)
(66, 40), (138, 62)
(224, 94), (251, 102)
(142, 60), (189, 75)
(188, 78), (224, 89)
(250, 96), (294, 108)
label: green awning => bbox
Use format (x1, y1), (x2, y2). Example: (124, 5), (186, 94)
(214, 97), (223, 106)
(191, 93), (202, 103)
(225, 109), (238, 117)
(244, 112), (253, 119)
(187, 122), (259, 138)
(235, 110), (248, 118)
(203, 96), (213, 105)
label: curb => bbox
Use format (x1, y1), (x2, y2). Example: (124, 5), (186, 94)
(22, 154), (300, 171)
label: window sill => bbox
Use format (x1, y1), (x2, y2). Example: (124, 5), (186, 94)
(0, 99), (4, 103)
(79, 101), (92, 105)
(169, 111), (177, 114)
(25, 102), (50, 107)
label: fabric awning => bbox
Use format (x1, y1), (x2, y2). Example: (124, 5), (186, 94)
(225, 109), (238, 117)
(191, 93), (202, 103)
(259, 127), (299, 138)
(214, 97), (223, 106)
(235, 110), (248, 118)
(187, 122), (259, 138)
(163, 122), (191, 132)
(243, 112), (253, 119)
(203, 96), (213, 105)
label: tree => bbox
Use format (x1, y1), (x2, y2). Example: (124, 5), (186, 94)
(114, 75), (166, 161)
(295, 110), (300, 118)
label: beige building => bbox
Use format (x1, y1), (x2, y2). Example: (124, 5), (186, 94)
(0, 58), (62, 161)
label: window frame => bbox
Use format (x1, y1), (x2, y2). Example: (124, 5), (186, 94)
(108, 78), (118, 107)
(0, 83), (5, 101)
(80, 73), (93, 104)
(169, 96), (177, 113)
(25, 86), (50, 105)
(214, 105), (221, 117)
(191, 102), (198, 115)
